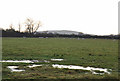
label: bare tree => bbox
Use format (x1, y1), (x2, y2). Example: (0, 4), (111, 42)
(25, 18), (42, 34)
(7, 24), (15, 32)
(18, 23), (21, 32)
(9, 24), (14, 30)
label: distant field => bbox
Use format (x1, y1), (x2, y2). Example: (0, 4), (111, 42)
(2, 38), (118, 79)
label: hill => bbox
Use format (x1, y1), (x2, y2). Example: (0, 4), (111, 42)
(37, 30), (83, 35)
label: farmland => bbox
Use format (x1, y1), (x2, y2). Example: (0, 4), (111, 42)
(2, 37), (118, 79)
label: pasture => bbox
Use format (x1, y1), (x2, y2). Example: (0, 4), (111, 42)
(2, 37), (118, 79)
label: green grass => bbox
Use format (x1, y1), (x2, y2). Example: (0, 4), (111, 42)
(2, 37), (118, 79)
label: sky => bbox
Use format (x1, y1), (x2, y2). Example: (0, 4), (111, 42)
(0, 0), (119, 35)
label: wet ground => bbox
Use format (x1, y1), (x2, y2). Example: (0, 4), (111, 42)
(1, 59), (112, 75)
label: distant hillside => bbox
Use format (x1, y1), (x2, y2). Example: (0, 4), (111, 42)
(37, 30), (83, 35)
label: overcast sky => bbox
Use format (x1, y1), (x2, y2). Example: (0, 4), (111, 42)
(0, 0), (119, 35)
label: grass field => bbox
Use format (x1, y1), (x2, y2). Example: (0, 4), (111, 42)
(2, 37), (118, 79)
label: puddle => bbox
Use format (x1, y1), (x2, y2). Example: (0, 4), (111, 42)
(6, 64), (111, 75)
(0, 60), (50, 63)
(43, 60), (50, 63)
(1, 60), (35, 63)
(7, 66), (25, 72)
(92, 71), (105, 75)
(3, 59), (111, 75)
(52, 64), (111, 74)
(51, 59), (64, 61)
(27, 64), (43, 68)
(113, 39), (116, 41)
(82, 38), (85, 40)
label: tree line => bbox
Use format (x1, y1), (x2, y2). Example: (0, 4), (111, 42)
(0, 18), (119, 39)
(1, 29), (119, 39)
